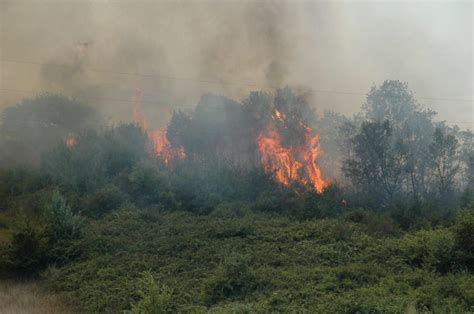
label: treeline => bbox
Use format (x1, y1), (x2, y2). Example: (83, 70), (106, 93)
(0, 81), (472, 222)
(0, 81), (473, 311)
(338, 81), (473, 214)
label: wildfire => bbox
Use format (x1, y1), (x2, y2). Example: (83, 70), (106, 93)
(149, 129), (185, 164)
(65, 132), (77, 147)
(132, 88), (185, 164)
(131, 89), (326, 191)
(257, 109), (328, 193)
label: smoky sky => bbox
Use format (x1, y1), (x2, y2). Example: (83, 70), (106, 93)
(0, 0), (472, 128)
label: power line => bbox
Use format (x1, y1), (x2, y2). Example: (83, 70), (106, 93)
(0, 87), (365, 114)
(0, 87), (194, 108)
(1, 87), (472, 128)
(2, 58), (473, 103)
(1, 58), (258, 87)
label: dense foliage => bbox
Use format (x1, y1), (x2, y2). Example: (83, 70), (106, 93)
(0, 82), (472, 312)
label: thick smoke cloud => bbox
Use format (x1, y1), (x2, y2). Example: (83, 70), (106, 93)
(0, 0), (472, 126)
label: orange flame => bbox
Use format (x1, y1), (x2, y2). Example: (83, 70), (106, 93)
(132, 88), (185, 164)
(273, 109), (285, 121)
(65, 132), (77, 147)
(257, 109), (328, 193)
(149, 129), (185, 164)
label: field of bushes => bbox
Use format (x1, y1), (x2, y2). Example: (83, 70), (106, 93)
(1, 185), (473, 312)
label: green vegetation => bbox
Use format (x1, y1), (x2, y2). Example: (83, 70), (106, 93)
(0, 83), (472, 312)
(0, 188), (472, 311)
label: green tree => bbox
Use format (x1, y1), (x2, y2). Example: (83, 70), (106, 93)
(43, 190), (82, 242)
(343, 120), (407, 207)
(361, 80), (436, 201)
(459, 130), (474, 205)
(429, 127), (461, 196)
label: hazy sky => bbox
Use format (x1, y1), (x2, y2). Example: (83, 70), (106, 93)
(0, 0), (472, 128)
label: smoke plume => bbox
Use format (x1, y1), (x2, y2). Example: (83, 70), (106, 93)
(0, 0), (472, 125)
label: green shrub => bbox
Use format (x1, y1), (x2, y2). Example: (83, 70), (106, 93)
(41, 190), (84, 265)
(334, 264), (383, 289)
(43, 190), (83, 242)
(129, 271), (174, 314)
(3, 216), (48, 275)
(399, 228), (455, 273)
(345, 209), (398, 236)
(84, 184), (124, 218)
(210, 202), (250, 219)
(414, 273), (473, 311)
(451, 206), (474, 270)
(127, 165), (179, 210)
(204, 255), (258, 305)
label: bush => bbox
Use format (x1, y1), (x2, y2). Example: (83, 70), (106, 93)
(84, 184), (124, 218)
(43, 190), (83, 242)
(129, 271), (174, 314)
(204, 255), (258, 305)
(334, 264), (383, 289)
(3, 215), (48, 276)
(399, 228), (455, 273)
(345, 209), (398, 236)
(451, 205), (474, 270)
(127, 164), (179, 210)
(41, 190), (84, 265)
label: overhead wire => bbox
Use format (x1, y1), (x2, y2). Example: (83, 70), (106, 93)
(2, 58), (473, 103)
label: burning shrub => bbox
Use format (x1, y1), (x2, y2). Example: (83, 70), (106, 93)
(41, 124), (149, 193)
(0, 94), (103, 167)
(145, 88), (329, 194)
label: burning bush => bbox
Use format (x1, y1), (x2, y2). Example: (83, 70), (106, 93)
(0, 94), (103, 166)
(135, 87), (328, 193)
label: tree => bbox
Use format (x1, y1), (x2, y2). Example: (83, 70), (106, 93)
(429, 127), (461, 197)
(343, 120), (407, 207)
(458, 130), (474, 204)
(362, 80), (419, 130)
(43, 190), (83, 242)
(360, 80), (436, 201)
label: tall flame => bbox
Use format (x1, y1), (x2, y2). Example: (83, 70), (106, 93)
(257, 109), (328, 193)
(132, 88), (185, 164)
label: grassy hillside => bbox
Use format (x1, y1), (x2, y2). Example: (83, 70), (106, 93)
(31, 206), (472, 312)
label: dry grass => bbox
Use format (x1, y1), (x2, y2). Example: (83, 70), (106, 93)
(0, 280), (71, 314)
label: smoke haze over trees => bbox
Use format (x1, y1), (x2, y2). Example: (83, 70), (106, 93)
(0, 81), (471, 213)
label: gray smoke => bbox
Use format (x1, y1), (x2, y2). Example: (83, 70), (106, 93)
(0, 0), (472, 126)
